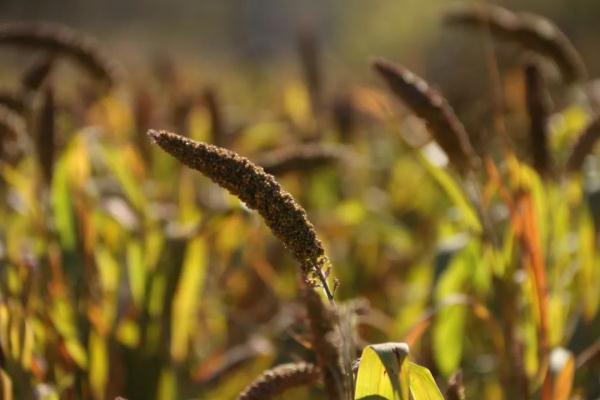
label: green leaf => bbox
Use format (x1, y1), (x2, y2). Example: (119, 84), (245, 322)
(417, 152), (482, 233)
(407, 362), (444, 400)
(432, 304), (466, 377)
(101, 145), (147, 212)
(355, 342), (410, 400)
(51, 151), (76, 251)
(170, 236), (207, 362)
(89, 331), (108, 400)
(0, 369), (13, 400)
(127, 240), (145, 309)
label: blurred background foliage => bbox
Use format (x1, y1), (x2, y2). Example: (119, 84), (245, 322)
(0, 0), (599, 399)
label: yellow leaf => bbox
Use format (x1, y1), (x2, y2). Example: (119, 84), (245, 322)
(355, 342), (410, 400)
(407, 362), (444, 400)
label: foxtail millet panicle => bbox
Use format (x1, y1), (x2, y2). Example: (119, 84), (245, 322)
(255, 143), (346, 176)
(444, 4), (587, 84)
(238, 362), (320, 400)
(0, 22), (119, 86)
(148, 129), (335, 300)
(372, 59), (479, 174)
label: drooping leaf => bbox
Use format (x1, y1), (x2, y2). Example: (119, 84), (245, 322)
(355, 342), (410, 400)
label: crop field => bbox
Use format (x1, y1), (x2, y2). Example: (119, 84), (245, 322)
(0, 2), (598, 399)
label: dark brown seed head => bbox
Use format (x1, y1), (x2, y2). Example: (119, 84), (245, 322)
(372, 59), (478, 174)
(148, 129), (333, 297)
(524, 59), (552, 176)
(444, 4), (587, 84)
(255, 143), (346, 176)
(566, 116), (600, 173)
(238, 362), (320, 400)
(0, 22), (119, 87)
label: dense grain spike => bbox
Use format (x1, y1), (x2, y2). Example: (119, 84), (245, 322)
(238, 362), (320, 400)
(565, 116), (600, 172)
(21, 53), (55, 93)
(148, 129), (335, 301)
(444, 4), (587, 84)
(303, 288), (350, 400)
(372, 59), (478, 174)
(0, 23), (118, 86)
(524, 60), (552, 176)
(34, 87), (55, 184)
(255, 143), (345, 176)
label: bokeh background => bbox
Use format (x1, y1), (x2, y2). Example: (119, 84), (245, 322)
(2, 0), (600, 75)
(0, 1), (599, 399)
(3, 0), (600, 131)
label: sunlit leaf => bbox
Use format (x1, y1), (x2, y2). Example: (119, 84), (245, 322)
(20, 321), (34, 369)
(170, 236), (207, 361)
(51, 150), (77, 251)
(127, 240), (145, 309)
(89, 331), (108, 400)
(355, 342), (410, 400)
(578, 209), (599, 321)
(283, 82), (313, 130)
(0, 369), (13, 400)
(432, 304), (466, 377)
(157, 367), (177, 400)
(101, 145), (147, 212)
(417, 152), (481, 233)
(64, 338), (88, 369)
(115, 319), (140, 348)
(407, 362), (444, 400)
